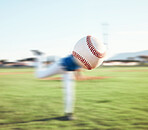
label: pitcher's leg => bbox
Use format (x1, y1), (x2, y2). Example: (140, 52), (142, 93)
(62, 72), (75, 119)
(34, 55), (65, 78)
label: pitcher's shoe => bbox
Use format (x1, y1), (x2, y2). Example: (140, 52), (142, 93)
(64, 113), (75, 120)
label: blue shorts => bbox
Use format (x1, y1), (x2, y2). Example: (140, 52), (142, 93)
(60, 55), (81, 71)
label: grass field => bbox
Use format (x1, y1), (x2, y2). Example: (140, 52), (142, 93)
(0, 67), (148, 130)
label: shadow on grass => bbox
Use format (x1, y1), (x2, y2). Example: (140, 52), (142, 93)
(0, 116), (71, 125)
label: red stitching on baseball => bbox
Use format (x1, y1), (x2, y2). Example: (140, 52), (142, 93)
(86, 35), (105, 58)
(72, 51), (92, 70)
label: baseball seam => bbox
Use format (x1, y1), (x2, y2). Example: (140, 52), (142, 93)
(72, 51), (92, 70)
(86, 35), (105, 58)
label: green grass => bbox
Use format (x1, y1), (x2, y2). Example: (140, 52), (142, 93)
(0, 67), (148, 130)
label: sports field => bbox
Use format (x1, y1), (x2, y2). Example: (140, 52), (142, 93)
(0, 67), (148, 130)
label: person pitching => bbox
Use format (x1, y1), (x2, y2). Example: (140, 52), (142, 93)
(31, 35), (106, 120)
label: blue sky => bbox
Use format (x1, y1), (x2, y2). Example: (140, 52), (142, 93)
(0, 0), (148, 61)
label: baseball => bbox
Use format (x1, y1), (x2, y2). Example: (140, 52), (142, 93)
(72, 35), (106, 70)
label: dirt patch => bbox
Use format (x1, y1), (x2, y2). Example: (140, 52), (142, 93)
(0, 72), (111, 81)
(110, 70), (148, 72)
(0, 72), (32, 75)
(1, 69), (147, 75)
(42, 76), (111, 81)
